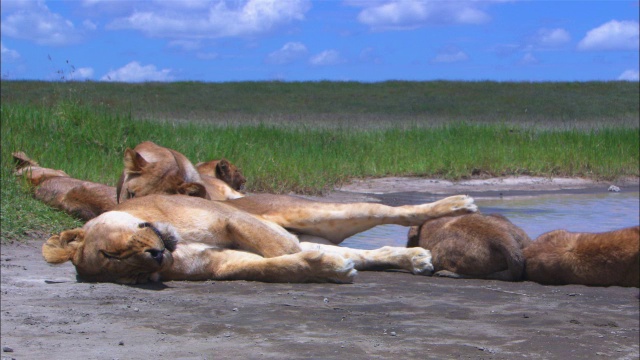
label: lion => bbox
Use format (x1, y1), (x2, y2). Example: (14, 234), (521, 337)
(407, 213), (532, 281)
(43, 193), (478, 284)
(524, 226), (639, 287)
(196, 159), (246, 191)
(116, 141), (244, 203)
(13, 150), (245, 221)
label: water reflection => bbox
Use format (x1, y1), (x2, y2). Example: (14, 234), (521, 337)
(341, 191), (639, 250)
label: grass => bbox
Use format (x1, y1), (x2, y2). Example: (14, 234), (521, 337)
(1, 80), (638, 242)
(2, 80), (638, 128)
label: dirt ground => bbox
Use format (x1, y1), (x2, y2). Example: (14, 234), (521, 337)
(2, 176), (639, 360)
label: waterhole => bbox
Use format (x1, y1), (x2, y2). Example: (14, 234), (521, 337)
(341, 191), (639, 249)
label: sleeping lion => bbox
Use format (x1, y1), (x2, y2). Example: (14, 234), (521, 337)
(43, 193), (477, 284)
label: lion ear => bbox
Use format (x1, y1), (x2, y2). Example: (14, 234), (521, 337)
(123, 148), (148, 174)
(42, 229), (85, 264)
(178, 182), (209, 199)
(215, 159), (230, 178)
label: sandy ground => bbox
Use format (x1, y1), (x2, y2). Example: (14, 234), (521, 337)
(1, 176), (639, 360)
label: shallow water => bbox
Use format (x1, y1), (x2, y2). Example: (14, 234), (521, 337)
(341, 191), (640, 250)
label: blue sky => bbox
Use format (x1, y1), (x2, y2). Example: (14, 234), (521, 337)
(1, 0), (638, 82)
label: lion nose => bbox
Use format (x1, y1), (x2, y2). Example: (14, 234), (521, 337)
(147, 249), (164, 265)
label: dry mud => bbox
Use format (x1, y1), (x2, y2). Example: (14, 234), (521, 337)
(2, 176), (639, 360)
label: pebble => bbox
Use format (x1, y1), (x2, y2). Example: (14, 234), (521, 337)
(2, 347), (13, 353)
(608, 185), (620, 192)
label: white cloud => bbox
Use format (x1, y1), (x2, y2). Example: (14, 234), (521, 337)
(1, 0), (87, 46)
(578, 20), (639, 51)
(168, 40), (202, 51)
(196, 52), (219, 60)
(309, 50), (344, 66)
(534, 28), (571, 47)
(107, 0), (311, 39)
(69, 67), (94, 80)
(1, 42), (21, 62)
(265, 41), (308, 64)
(519, 53), (539, 65)
(618, 69), (639, 81)
(83, 19), (98, 31)
(101, 61), (174, 82)
(431, 48), (469, 63)
(353, 0), (491, 30)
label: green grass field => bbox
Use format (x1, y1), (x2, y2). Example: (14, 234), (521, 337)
(1, 80), (638, 241)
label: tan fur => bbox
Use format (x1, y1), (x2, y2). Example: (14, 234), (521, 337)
(524, 226), (640, 287)
(196, 159), (246, 191)
(43, 193), (477, 284)
(12, 152), (69, 186)
(116, 142), (243, 203)
(13, 152), (116, 220)
(33, 177), (117, 221)
(407, 213), (532, 281)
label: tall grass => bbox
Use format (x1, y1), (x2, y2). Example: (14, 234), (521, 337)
(2, 80), (638, 128)
(1, 81), (638, 242)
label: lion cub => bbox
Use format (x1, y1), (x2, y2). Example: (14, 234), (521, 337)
(407, 213), (532, 281)
(524, 226), (639, 287)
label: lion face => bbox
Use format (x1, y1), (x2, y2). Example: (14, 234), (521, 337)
(43, 213), (179, 284)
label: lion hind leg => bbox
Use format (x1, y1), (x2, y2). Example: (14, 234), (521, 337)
(207, 249), (356, 283)
(266, 195), (476, 244)
(299, 241), (434, 275)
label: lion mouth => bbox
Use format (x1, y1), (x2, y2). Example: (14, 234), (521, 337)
(138, 222), (179, 252)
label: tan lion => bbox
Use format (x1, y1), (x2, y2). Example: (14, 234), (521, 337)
(524, 226), (639, 287)
(13, 150), (245, 221)
(116, 141), (244, 203)
(196, 159), (246, 191)
(407, 213), (532, 281)
(43, 193), (477, 284)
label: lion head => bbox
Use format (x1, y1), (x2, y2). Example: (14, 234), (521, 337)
(116, 142), (208, 203)
(42, 212), (179, 284)
(196, 159), (246, 191)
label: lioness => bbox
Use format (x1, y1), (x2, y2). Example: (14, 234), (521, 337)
(43, 193), (477, 284)
(14, 150), (245, 221)
(407, 213), (532, 281)
(524, 226), (639, 287)
(196, 159), (246, 191)
(116, 141), (244, 203)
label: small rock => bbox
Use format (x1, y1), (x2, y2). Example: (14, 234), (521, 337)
(232, 308), (238, 312)
(608, 185), (620, 192)
(2, 347), (14, 353)
(389, 332), (397, 336)
(323, 298), (329, 303)
(118, 341), (124, 346)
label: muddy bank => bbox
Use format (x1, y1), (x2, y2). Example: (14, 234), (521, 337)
(1, 177), (639, 359)
(1, 237), (638, 360)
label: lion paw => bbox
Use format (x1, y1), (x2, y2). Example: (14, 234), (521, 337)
(301, 250), (357, 284)
(406, 247), (434, 275)
(432, 195), (477, 217)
